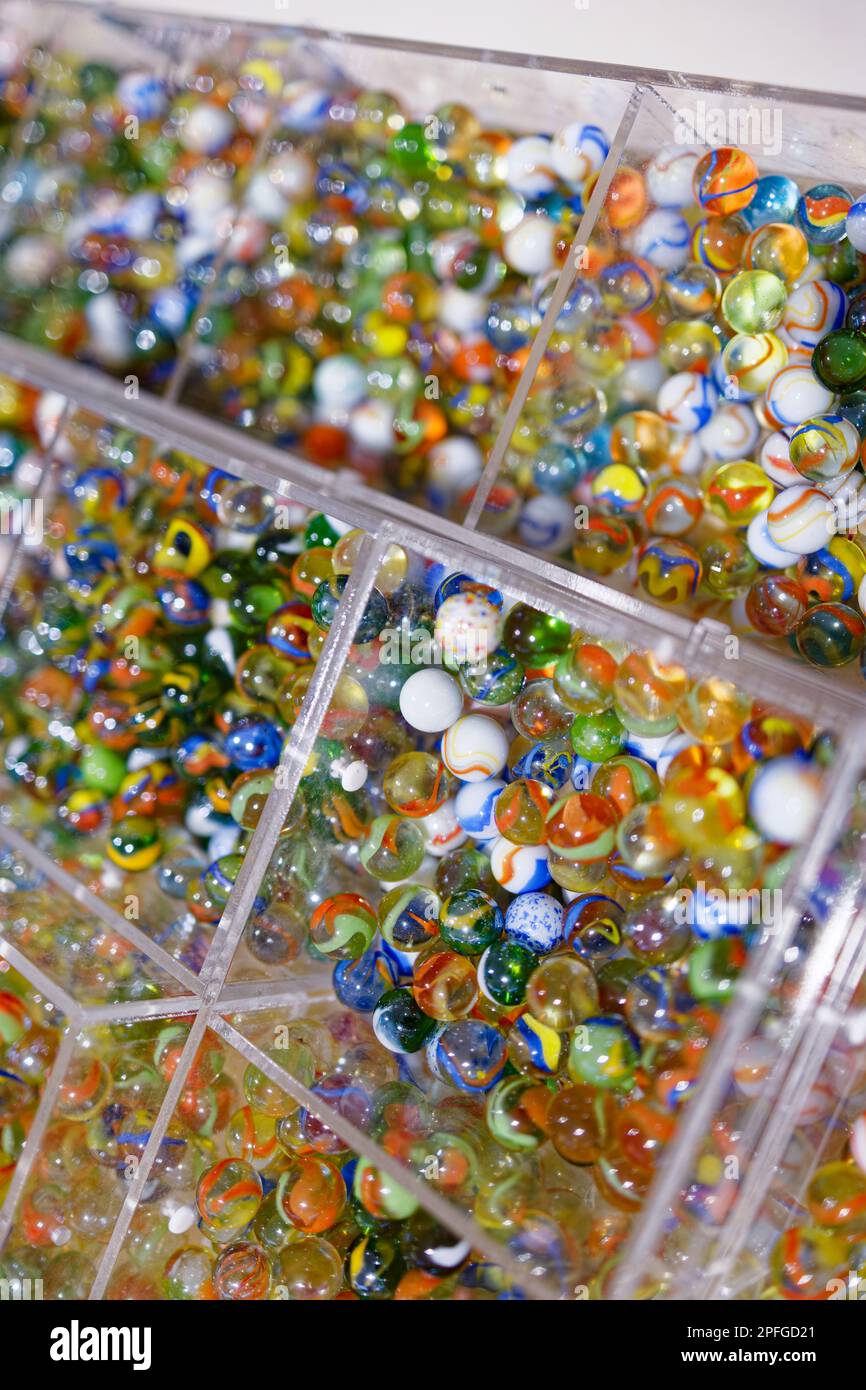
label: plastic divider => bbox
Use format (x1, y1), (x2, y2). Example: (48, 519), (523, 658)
(162, 32), (304, 403)
(49, 6), (866, 112)
(462, 84), (644, 530)
(0, 1024), (77, 1249)
(697, 891), (866, 1297)
(0, 933), (80, 1019)
(0, 820), (203, 995)
(199, 530), (390, 995)
(88, 1009), (208, 1298)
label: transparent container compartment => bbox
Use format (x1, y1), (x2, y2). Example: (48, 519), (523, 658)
(0, 366), (391, 986)
(173, 30), (635, 512)
(610, 749), (866, 1299)
(466, 82), (866, 691)
(0, 3), (277, 390)
(0, 2), (864, 1304)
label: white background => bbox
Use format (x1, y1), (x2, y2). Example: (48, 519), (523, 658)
(110, 0), (865, 100)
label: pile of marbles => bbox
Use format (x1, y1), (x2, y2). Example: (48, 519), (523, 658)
(479, 144), (866, 676)
(0, 36), (280, 389)
(0, 408), (361, 974)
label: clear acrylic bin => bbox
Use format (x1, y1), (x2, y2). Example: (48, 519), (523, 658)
(0, 2), (865, 1304)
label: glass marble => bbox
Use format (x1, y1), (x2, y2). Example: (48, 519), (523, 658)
(213, 1243), (272, 1301)
(688, 936), (746, 1002)
(812, 330), (866, 393)
(378, 884), (440, 954)
(411, 940), (479, 1021)
(564, 894), (625, 963)
(333, 946), (398, 1012)
(383, 751), (450, 818)
(346, 1230), (406, 1300)
(512, 680), (574, 739)
(681, 676), (752, 745)
(612, 651), (687, 736)
(789, 415), (858, 484)
(278, 1238), (344, 1301)
(768, 1225), (853, 1300)
(745, 221), (809, 282)
(458, 646), (524, 705)
(661, 762), (745, 851)
(545, 791), (618, 862)
(276, 1155), (346, 1235)
(706, 461), (776, 527)
(701, 533), (760, 600)
(572, 513), (635, 575)
(644, 476), (703, 535)
(663, 262), (721, 317)
(591, 755), (660, 818)
(196, 1159), (263, 1238)
(525, 953), (599, 1030)
(797, 183), (852, 245)
(693, 146), (758, 215)
(625, 969), (684, 1042)
(493, 776), (555, 844)
(795, 602), (866, 668)
(502, 890), (562, 954)
(692, 213), (748, 273)
(359, 815), (426, 880)
(506, 1015), (566, 1080)
(373, 988), (438, 1054)
(745, 575), (809, 636)
(637, 538), (702, 604)
(722, 331), (788, 396)
(658, 320), (719, 373)
(567, 1017), (639, 1092)
(477, 937), (536, 1007)
(548, 1084), (615, 1164)
(616, 802), (684, 879)
(570, 709), (626, 762)
(243, 1044), (313, 1117)
(353, 1160), (418, 1222)
(799, 539), (866, 606)
(439, 889), (503, 955)
(783, 279), (848, 350)
(425, 1020), (507, 1092)
(591, 462), (647, 514)
(721, 269), (787, 334)
(486, 1075), (550, 1151)
(806, 1162), (866, 1228)
(310, 894), (377, 960)
(502, 604), (573, 666)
